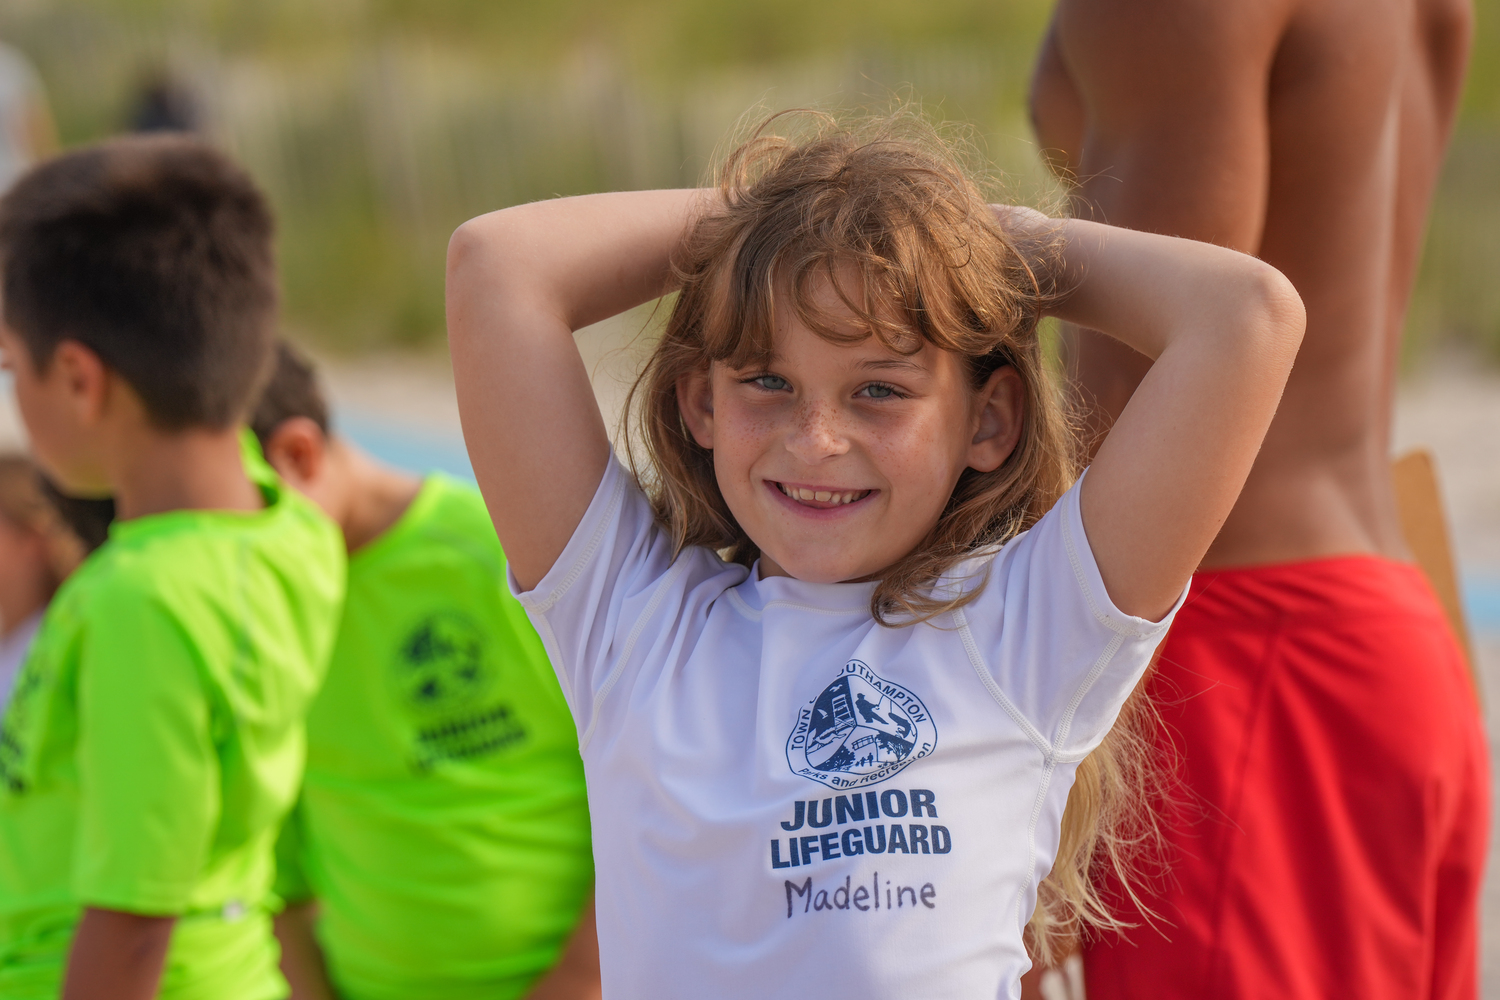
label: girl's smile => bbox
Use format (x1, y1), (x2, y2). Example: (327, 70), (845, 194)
(769, 481), (876, 510)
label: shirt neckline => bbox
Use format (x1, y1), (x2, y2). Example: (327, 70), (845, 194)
(735, 560), (879, 614)
(105, 429), (287, 545)
(350, 473), (446, 567)
(107, 469), (284, 544)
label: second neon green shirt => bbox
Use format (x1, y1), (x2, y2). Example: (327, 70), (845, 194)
(276, 475), (593, 1000)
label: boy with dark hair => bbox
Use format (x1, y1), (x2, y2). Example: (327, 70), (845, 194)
(0, 135), (345, 999)
(250, 341), (599, 1000)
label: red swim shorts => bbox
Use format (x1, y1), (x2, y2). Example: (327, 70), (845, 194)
(1083, 556), (1488, 1000)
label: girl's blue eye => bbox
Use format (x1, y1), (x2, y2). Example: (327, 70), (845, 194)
(858, 382), (898, 399)
(752, 375), (791, 391)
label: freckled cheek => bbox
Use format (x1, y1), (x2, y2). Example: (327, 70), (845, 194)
(713, 404), (784, 464)
(863, 414), (965, 501)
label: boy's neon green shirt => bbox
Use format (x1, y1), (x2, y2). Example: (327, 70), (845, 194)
(274, 475), (593, 1000)
(0, 442), (345, 1000)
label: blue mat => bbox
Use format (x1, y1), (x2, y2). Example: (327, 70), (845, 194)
(339, 414), (476, 483)
(1466, 574), (1500, 636)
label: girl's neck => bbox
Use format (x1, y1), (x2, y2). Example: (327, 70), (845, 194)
(757, 553), (791, 579)
(755, 553), (889, 586)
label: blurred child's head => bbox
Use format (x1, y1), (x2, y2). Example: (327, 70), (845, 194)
(0, 455), (84, 634)
(634, 112), (1073, 621)
(249, 339), (340, 511)
(0, 134), (277, 493)
(250, 339), (421, 552)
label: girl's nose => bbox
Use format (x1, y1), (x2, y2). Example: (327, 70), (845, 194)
(784, 401), (850, 463)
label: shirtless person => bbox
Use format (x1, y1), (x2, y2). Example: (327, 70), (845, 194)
(1029, 1), (1485, 996)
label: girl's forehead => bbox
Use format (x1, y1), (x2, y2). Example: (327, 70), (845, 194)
(709, 257), (967, 373)
(721, 319), (954, 379)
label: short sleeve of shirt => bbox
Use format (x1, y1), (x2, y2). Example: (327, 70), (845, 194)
(73, 585), (220, 915)
(509, 458), (713, 735)
(950, 471), (1187, 758)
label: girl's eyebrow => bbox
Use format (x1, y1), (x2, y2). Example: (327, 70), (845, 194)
(858, 357), (929, 376)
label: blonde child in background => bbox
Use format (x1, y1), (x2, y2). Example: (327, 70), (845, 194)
(0, 455), (82, 710)
(446, 112), (1305, 998)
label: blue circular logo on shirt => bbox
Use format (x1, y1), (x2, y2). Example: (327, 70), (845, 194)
(786, 660), (937, 789)
(394, 611), (493, 713)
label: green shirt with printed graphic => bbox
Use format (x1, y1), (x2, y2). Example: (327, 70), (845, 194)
(274, 474), (592, 1000)
(0, 441), (345, 1000)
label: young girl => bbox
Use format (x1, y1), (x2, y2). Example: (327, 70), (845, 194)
(446, 115), (1303, 998)
(0, 455), (85, 711)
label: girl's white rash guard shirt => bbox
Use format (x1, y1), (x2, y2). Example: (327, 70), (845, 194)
(511, 458), (1185, 1000)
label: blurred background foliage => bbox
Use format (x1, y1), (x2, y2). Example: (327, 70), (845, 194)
(0, 0), (1496, 359)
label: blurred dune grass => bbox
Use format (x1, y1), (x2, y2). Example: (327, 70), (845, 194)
(0, 0), (1496, 361)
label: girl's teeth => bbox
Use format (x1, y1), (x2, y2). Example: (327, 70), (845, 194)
(781, 484), (865, 505)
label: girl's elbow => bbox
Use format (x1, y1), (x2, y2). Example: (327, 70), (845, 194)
(1245, 262), (1306, 360)
(447, 214), (524, 311)
(447, 216), (497, 280)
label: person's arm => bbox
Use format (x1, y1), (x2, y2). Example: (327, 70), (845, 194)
(1011, 212), (1303, 621)
(269, 800), (335, 1000)
(275, 901), (338, 1000)
(524, 894), (601, 1000)
(446, 190), (709, 591)
(60, 908), (174, 1000)
(1031, 0), (1289, 450)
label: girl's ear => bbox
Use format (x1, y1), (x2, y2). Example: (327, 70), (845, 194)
(676, 368), (716, 449)
(967, 366), (1025, 473)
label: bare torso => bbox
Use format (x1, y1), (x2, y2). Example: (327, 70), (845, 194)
(1030, 0), (1472, 567)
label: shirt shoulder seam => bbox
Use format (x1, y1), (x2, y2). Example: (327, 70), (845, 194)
(1051, 631), (1126, 753)
(953, 606), (1057, 762)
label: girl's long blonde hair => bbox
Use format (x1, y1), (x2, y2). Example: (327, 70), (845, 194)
(626, 110), (1161, 964)
(0, 455), (85, 601)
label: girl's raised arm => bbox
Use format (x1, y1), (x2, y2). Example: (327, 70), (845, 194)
(1030, 216), (1305, 621)
(447, 190), (708, 589)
